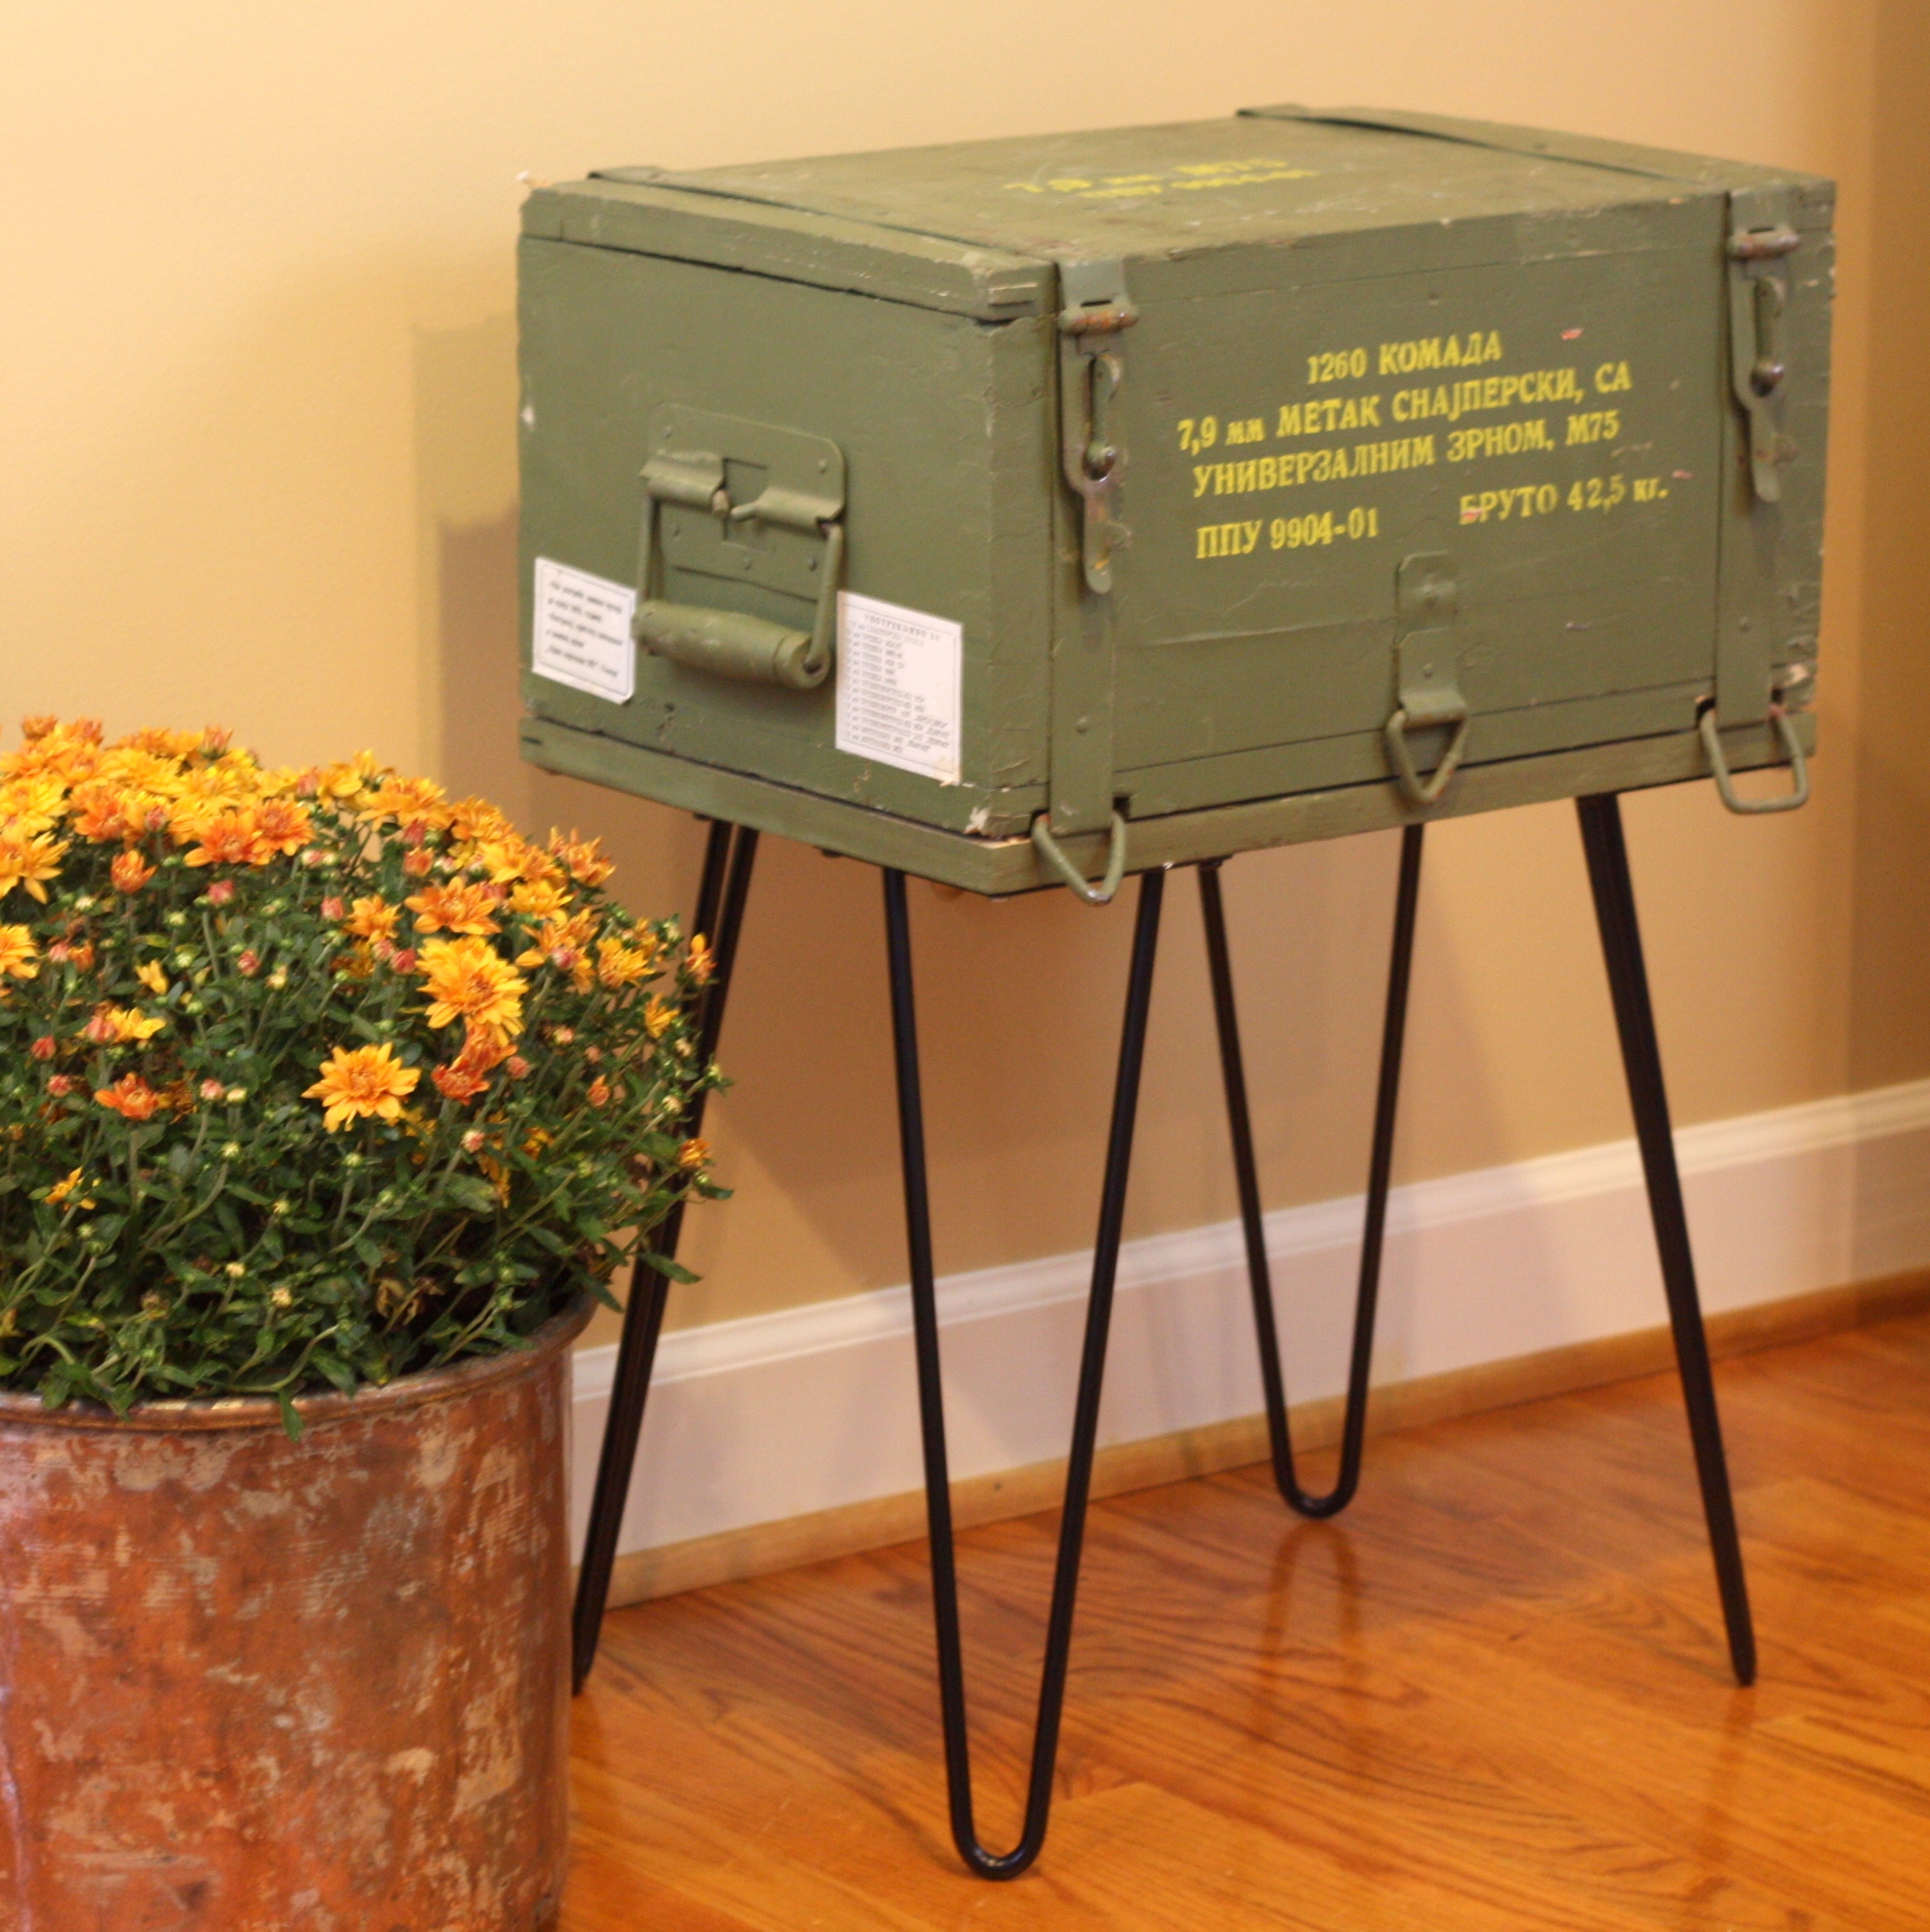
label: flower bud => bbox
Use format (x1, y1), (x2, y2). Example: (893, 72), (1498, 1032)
(236, 951), (259, 976)
(206, 879), (236, 906)
(29, 1037), (56, 1062)
(461, 1129), (485, 1153)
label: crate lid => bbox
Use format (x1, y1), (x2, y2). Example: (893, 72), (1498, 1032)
(525, 109), (1809, 319)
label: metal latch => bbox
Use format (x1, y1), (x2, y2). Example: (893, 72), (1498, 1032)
(1384, 553), (1470, 807)
(1726, 189), (1802, 504)
(634, 406), (846, 690)
(1057, 258), (1137, 594)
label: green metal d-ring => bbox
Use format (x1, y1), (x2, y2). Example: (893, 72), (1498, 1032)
(1699, 706), (1809, 814)
(1383, 706), (1470, 808)
(1032, 811), (1129, 905)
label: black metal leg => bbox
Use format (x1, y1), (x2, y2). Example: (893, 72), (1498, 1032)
(1576, 793), (1755, 1686)
(884, 864), (1165, 1880)
(1199, 825), (1424, 1519)
(571, 821), (760, 1690)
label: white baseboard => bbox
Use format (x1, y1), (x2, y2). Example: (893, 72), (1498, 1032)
(568, 1079), (1930, 1567)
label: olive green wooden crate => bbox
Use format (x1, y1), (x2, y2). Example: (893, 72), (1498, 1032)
(518, 107), (1831, 895)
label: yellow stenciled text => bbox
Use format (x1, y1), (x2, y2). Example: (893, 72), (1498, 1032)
(1192, 436), (1435, 498)
(1378, 330), (1503, 375)
(1196, 520), (1264, 558)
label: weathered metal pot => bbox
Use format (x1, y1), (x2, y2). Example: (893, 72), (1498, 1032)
(0, 1296), (591, 1931)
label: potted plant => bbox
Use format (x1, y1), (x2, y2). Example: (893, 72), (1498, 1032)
(0, 717), (716, 1929)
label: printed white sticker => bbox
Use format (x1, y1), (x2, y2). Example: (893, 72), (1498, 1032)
(532, 557), (637, 703)
(835, 590), (962, 785)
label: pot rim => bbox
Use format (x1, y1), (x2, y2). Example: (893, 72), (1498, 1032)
(0, 1295), (594, 1433)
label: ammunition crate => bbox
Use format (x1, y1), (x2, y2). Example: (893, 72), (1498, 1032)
(518, 107), (1831, 893)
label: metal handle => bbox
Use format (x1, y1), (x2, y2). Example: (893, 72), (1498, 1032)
(1031, 811), (1129, 905)
(1699, 704), (1809, 814)
(1383, 706), (1470, 808)
(632, 488), (844, 691)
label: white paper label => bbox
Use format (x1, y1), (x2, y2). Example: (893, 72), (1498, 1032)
(835, 590), (962, 785)
(531, 557), (637, 703)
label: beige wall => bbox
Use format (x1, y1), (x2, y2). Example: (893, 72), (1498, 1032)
(5, 1), (1925, 1339)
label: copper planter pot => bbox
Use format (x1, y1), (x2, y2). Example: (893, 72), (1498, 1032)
(0, 1297), (591, 1931)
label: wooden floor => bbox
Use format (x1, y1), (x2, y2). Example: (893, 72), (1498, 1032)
(563, 1309), (1930, 1930)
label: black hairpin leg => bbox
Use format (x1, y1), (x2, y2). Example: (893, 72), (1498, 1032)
(1576, 793), (1755, 1685)
(884, 863), (1166, 1880)
(572, 819), (760, 1690)
(1199, 824), (1424, 1519)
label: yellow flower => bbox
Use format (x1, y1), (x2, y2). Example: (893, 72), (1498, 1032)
(0, 827), (67, 903)
(677, 1139), (710, 1172)
(446, 796), (514, 846)
(45, 1168), (96, 1208)
(82, 1004), (167, 1045)
(595, 933), (656, 988)
(343, 895), (400, 943)
(643, 994), (676, 1039)
(304, 1042), (421, 1131)
(417, 937), (526, 1041)
(362, 775), (451, 831)
(0, 924), (38, 984)
(135, 960), (168, 996)
(1, 719), (101, 788)
(0, 773), (67, 831)
(308, 750), (383, 800)
(507, 878), (572, 920)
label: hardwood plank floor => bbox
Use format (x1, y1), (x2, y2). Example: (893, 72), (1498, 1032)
(563, 1309), (1930, 1930)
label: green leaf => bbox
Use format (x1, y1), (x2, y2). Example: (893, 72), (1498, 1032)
(442, 1175), (502, 1215)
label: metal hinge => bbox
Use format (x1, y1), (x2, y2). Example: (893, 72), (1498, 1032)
(1056, 259), (1137, 594)
(1726, 186), (1803, 504)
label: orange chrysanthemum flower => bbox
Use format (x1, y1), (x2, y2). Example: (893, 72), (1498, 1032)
(342, 895), (400, 943)
(181, 807), (269, 868)
(417, 937), (526, 1041)
(363, 775), (451, 831)
(110, 850), (155, 894)
(446, 796), (514, 846)
(250, 798), (313, 857)
(406, 880), (503, 937)
(550, 831), (615, 888)
(95, 1074), (165, 1121)
(304, 1042), (421, 1131)
(429, 1031), (510, 1103)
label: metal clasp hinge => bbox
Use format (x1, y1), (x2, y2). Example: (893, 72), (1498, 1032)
(1385, 552), (1470, 807)
(1726, 195), (1802, 503)
(1057, 259), (1137, 595)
